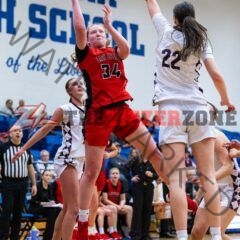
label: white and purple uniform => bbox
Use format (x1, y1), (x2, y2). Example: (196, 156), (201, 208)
(151, 12), (215, 145)
(54, 102), (85, 178)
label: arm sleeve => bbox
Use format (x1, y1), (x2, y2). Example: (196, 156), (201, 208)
(75, 45), (89, 63)
(152, 12), (171, 39)
(201, 42), (214, 61)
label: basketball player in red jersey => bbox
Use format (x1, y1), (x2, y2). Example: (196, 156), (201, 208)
(71, 1), (168, 239)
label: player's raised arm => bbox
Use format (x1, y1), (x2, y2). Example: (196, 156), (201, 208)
(145, 0), (161, 19)
(12, 108), (62, 162)
(72, 0), (87, 50)
(102, 5), (130, 60)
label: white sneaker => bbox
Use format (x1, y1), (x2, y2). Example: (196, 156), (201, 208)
(178, 238), (188, 240)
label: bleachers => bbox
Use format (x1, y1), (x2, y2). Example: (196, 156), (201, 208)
(19, 190), (47, 239)
(0, 113), (240, 239)
(0, 114), (239, 164)
(20, 213), (47, 239)
(0, 115), (62, 161)
(0, 115), (10, 132)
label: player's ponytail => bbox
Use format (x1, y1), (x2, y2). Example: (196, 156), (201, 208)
(173, 1), (209, 61)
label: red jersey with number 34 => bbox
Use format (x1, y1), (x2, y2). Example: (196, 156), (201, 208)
(76, 45), (133, 108)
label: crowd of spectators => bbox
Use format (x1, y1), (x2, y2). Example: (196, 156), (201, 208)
(0, 101), (239, 239)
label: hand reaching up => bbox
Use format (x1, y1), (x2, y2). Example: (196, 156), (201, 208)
(102, 5), (112, 29)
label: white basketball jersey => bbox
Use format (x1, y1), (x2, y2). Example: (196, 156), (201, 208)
(55, 102), (85, 159)
(152, 13), (214, 106)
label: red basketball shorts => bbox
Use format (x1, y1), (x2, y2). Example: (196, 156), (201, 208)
(85, 103), (140, 146)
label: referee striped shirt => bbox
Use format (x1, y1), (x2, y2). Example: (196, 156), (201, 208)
(0, 140), (32, 178)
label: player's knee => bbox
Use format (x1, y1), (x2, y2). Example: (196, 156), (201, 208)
(191, 224), (203, 239)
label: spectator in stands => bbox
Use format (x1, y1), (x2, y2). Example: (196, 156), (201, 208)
(151, 114), (161, 128)
(127, 149), (158, 240)
(156, 181), (177, 238)
(110, 133), (128, 147)
(140, 112), (152, 128)
(29, 170), (61, 240)
(159, 178), (198, 237)
(102, 167), (132, 238)
(153, 178), (175, 238)
(15, 99), (25, 112)
(0, 125), (37, 240)
(96, 201), (122, 240)
(153, 178), (165, 205)
(107, 144), (131, 198)
(184, 148), (194, 168)
(185, 169), (199, 200)
(141, 112), (155, 135)
(0, 99), (15, 116)
(35, 149), (55, 179)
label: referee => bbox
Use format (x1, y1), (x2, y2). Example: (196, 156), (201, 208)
(0, 125), (37, 240)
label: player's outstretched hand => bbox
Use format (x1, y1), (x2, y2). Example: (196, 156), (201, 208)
(223, 140), (240, 150)
(12, 148), (25, 162)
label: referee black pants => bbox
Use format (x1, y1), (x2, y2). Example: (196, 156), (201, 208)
(0, 178), (28, 240)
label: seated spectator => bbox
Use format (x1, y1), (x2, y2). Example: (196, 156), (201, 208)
(29, 170), (61, 240)
(153, 178), (165, 204)
(140, 112), (152, 128)
(186, 169), (199, 199)
(15, 99), (27, 114)
(102, 167), (132, 238)
(184, 148), (194, 167)
(106, 145), (131, 198)
(151, 114), (160, 128)
(0, 99), (15, 116)
(96, 201), (122, 240)
(155, 181), (197, 238)
(35, 149), (55, 179)
(110, 133), (127, 147)
(15, 99), (25, 111)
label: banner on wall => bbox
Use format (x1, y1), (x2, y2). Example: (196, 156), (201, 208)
(0, 0), (146, 114)
(1, 0), (145, 75)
